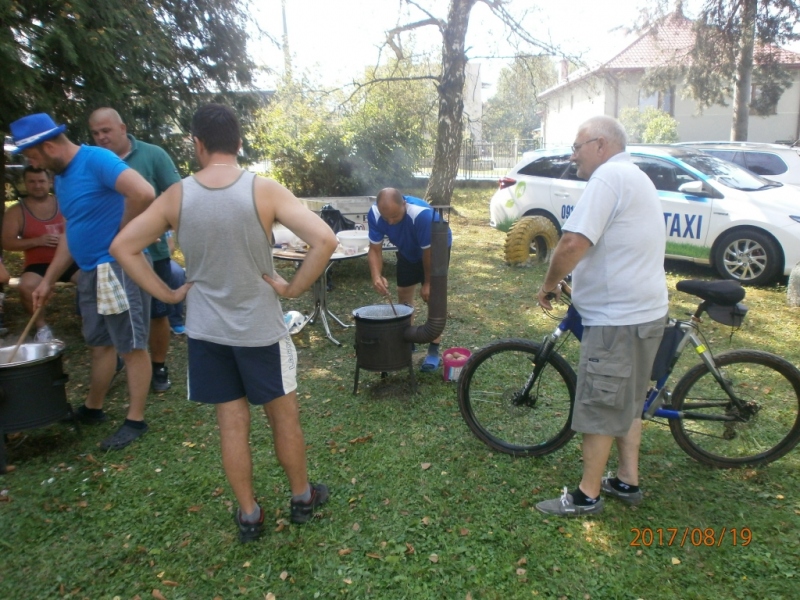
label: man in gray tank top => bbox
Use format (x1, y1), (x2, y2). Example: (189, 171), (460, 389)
(110, 104), (338, 543)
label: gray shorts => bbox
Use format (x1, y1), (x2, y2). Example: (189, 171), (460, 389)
(78, 262), (151, 354)
(571, 314), (667, 437)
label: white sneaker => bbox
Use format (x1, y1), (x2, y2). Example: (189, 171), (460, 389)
(34, 325), (54, 342)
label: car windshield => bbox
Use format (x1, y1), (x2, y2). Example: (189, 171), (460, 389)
(678, 153), (779, 191)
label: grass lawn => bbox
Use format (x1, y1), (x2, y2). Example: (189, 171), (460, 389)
(1, 188), (799, 599)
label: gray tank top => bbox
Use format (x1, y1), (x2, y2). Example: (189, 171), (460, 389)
(177, 170), (288, 346)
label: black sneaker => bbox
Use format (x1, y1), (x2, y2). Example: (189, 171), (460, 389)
(234, 506), (264, 543)
(73, 404), (109, 424)
(290, 483), (329, 524)
(151, 365), (171, 392)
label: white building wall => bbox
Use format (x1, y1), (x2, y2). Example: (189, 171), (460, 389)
(541, 70), (800, 146)
(542, 77), (607, 147)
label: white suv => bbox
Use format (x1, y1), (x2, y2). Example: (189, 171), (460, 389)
(675, 142), (800, 186)
(490, 145), (800, 285)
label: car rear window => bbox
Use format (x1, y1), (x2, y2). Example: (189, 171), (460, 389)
(700, 149), (788, 176)
(742, 152), (788, 176)
(518, 156), (579, 180)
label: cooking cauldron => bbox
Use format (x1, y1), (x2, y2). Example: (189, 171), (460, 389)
(352, 304), (416, 393)
(0, 341), (71, 474)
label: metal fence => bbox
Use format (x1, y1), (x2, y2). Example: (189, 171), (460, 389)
(414, 139), (541, 180)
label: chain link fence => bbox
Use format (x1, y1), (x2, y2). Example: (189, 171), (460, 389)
(414, 139), (541, 180)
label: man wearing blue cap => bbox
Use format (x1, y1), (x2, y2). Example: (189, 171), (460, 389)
(10, 113), (157, 451)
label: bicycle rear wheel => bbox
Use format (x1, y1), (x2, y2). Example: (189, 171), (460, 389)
(457, 338), (576, 456)
(669, 349), (800, 467)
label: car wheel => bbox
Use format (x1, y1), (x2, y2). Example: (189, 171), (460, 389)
(713, 228), (782, 286)
(504, 215), (560, 266)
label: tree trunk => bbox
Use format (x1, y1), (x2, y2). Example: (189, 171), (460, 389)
(730, 0), (757, 141)
(424, 0), (477, 206)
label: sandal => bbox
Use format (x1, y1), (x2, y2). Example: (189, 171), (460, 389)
(100, 422), (148, 450)
(420, 354), (441, 372)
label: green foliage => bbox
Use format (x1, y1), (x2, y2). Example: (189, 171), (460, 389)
(251, 61), (437, 197)
(684, 0), (800, 115)
(0, 0), (256, 167)
(620, 106), (679, 143)
(482, 56), (557, 142)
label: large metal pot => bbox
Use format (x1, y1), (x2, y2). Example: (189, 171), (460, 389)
(0, 341), (70, 473)
(352, 304), (416, 393)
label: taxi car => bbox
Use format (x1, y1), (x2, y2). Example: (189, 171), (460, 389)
(490, 145), (800, 285)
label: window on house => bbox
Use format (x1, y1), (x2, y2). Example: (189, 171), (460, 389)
(638, 88), (674, 115)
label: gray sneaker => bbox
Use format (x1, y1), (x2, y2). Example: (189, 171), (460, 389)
(601, 475), (643, 505)
(536, 486), (604, 517)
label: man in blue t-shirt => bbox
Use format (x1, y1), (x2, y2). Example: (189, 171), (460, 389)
(367, 188), (452, 371)
(10, 113), (156, 451)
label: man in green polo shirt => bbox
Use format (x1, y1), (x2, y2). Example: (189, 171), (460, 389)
(89, 108), (181, 392)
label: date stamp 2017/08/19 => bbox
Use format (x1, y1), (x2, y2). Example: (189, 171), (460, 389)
(630, 527), (752, 547)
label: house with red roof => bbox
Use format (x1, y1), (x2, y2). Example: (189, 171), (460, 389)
(538, 9), (800, 146)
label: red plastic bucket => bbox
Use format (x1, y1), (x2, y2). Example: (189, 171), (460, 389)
(442, 347), (471, 382)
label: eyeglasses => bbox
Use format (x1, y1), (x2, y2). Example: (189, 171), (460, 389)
(571, 138), (599, 153)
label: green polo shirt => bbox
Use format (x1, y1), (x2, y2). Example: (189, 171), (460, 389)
(123, 134), (180, 261)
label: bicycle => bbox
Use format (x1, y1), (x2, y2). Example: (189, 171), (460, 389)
(457, 279), (800, 468)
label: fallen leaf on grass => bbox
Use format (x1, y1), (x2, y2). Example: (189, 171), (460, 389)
(352, 523), (360, 531)
(280, 571), (289, 581)
(422, 516), (431, 525)
(405, 543), (415, 555)
(349, 434), (373, 444)
(421, 463), (432, 470)
(344, 578), (353, 584)
(187, 505), (202, 513)
(162, 581), (178, 587)
(366, 552), (383, 560)
(429, 553), (439, 563)
(338, 548), (352, 556)
(265, 594), (276, 600)
(460, 528), (469, 536)
(152, 590), (166, 600)
(211, 487), (224, 497)
(671, 557), (681, 565)
(516, 568), (526, 576)
(243, 561), (251, 568)
(85, 454), (100, 464)
(517, 557), (527, 566)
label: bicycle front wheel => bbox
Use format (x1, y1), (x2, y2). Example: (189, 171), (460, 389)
(669, 349), (800, 467)
(457, 338), (576, 457)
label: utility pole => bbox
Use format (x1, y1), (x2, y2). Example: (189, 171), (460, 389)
(281, 0), (292, 79)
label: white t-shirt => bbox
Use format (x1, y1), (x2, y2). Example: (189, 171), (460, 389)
(563, 152), (668, 326)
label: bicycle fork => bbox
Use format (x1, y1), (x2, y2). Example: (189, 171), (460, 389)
(516, 327), (570, 407)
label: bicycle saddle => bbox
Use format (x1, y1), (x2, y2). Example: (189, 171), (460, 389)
(676, 279), (745, 305)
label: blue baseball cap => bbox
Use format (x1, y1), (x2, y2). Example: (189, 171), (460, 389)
(10, 113), (67, 154)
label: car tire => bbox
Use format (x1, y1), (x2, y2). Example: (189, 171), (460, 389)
(713, 228), (782, 286)
(504, 215), (560, 266)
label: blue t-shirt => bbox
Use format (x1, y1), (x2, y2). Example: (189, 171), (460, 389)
(367, 196), (452, 263)
(54, 145), (128, 270)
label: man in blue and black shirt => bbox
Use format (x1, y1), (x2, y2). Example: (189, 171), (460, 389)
(367, 188), (452, 371)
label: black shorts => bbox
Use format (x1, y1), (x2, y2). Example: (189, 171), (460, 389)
(187, 337), (298, 405)
(150, 258), (172, 319)
(395, 248), (451, 288)
(24, 262), (80, 283)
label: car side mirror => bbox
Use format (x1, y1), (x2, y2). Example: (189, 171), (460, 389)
(677, 180), (707, 195)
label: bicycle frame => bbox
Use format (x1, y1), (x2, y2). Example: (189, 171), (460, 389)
(540, 307), (750, 423)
